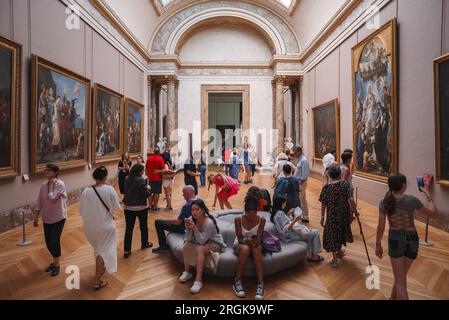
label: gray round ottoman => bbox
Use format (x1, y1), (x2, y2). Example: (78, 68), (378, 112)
(166, 209), (308, 277)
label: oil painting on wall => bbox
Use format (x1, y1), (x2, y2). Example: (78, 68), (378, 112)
(93, 84), (123, 164)
(31, 55), (90, 174)
(434, 53), (449, 186)
(352, 19), (397, 182)
(125, 98), (144, 156)
(312, 99), (340, 160)
(0, 36), (21, 178)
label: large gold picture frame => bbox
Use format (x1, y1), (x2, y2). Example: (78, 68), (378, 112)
(434, 53), (449, 187)
(352, 19), (397, 183)
(31, 55), (91, 174)
(124, 97), (144, 157)
(92, 83), (124, 164)
(312, 99), (340, 162)
(0, 35), (21, 179)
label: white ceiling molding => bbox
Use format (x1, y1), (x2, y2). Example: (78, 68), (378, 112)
(150, 0), (301, 54)
(165, 8), (287, 55)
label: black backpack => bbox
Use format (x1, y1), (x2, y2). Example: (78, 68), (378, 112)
(260, 188), (272, 212)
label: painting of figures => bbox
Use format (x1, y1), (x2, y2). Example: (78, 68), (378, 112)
(313, 99), (340, 160)
(434, 53), (449, 186)
(125, 98), (144, 156)
(352, 19), (397, 182)
(0, 36), (21, 178)
(93, 84), (123, 164)
(31, 55), (90, 174)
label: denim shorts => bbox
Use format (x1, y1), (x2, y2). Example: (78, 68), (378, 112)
(388, 229), (419, 260)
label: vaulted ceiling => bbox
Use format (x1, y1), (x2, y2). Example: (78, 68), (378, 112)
(100, 0), (349, 53)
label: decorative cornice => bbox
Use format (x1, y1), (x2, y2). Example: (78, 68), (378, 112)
(63, 0), (391, 80)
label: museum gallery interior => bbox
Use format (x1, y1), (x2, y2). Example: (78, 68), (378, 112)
(0, 0), (448, 301)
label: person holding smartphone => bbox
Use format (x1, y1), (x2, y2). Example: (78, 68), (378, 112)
(375, 173), (438, 300)
(232, 196), (266, 300)
(33, 164), (67, 277)
(179, 199), (226, 294)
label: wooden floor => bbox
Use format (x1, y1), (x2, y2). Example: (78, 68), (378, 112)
(1, 169), (449, 300)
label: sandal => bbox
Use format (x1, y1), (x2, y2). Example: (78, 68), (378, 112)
(93, 280), (108, 291)
(330, 259), (339, 268)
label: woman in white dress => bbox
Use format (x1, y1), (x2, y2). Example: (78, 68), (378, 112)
(79, 166), (121, 290)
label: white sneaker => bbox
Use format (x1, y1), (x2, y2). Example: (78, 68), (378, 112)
(190, 281), (203, 294)
(233, 278), (246, 298)
(255, 282), (265, 300)
(179, 271), (193, 283)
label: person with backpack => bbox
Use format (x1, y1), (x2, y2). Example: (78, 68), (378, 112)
(232, 196), (266, 300)
(271, 196), (323, 262)
(274, 164), (300, 214)
(245, 186), (268, 212)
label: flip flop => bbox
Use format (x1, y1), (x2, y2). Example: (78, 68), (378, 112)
(93, 280), (108, 291)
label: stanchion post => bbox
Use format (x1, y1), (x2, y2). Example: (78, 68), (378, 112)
(16, 210), (32, 247)
(419, 217), (434, 247)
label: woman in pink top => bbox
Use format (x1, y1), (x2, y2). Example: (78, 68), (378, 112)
(33, 164), (67, 277)
(208, 173), (240, 210)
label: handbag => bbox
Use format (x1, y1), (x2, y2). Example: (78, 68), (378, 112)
(92, 186), (114, 219)
(262, 231), (281, 254)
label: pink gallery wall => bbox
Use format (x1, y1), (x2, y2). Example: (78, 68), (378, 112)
(0, 0), (144, 214)
(303, 0), (449, 229)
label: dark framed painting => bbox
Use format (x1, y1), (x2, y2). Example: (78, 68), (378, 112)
(0, 35), (21, 179)
(352, 19), (397, 183)
(31, 55), (90, 174)
(124, 98), (144, 157)
(92, 83), (124, 164)
(434, 53), (449, 186)
(312, 99), (340, 161)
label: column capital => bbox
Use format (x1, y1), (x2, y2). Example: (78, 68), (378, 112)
(164, 75), (178, 85)
(273, 75), (286, 85)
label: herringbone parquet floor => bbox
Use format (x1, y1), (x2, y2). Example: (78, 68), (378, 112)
(1, 169), (448, 300)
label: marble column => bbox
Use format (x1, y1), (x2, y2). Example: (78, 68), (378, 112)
(151, 82), (160, 148)
(274, 75), (285, 151)
(149, 77), (154, 147)
(298, 76), (304, 147)
(166, 75), (177, 147)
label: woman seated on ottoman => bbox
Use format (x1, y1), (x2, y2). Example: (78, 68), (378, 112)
(232, 196), (266, 300)
(179, 199), (226, 294)
(271, 195), (323, 262)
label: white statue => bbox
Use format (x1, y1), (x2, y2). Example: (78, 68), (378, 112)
(157, 137), (166, 151)
(285, 137), (294, 151)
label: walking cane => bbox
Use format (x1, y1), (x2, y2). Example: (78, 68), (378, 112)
(355, 187), (371, 266)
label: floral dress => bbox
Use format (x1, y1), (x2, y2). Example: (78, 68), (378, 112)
(319, 180), (354, 252)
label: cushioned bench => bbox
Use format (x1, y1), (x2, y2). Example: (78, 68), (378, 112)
(166, 209), (308, 277)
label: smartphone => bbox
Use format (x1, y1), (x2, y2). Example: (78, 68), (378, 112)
(416, 176), (424, 192)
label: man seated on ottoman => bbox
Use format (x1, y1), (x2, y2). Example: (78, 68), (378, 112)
(152, 185), (196, 253)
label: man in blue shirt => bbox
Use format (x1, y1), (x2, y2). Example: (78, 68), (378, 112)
(274, 164), (300, 213)
(293, 146), (310, 223)
(152, 185), (196, 253)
